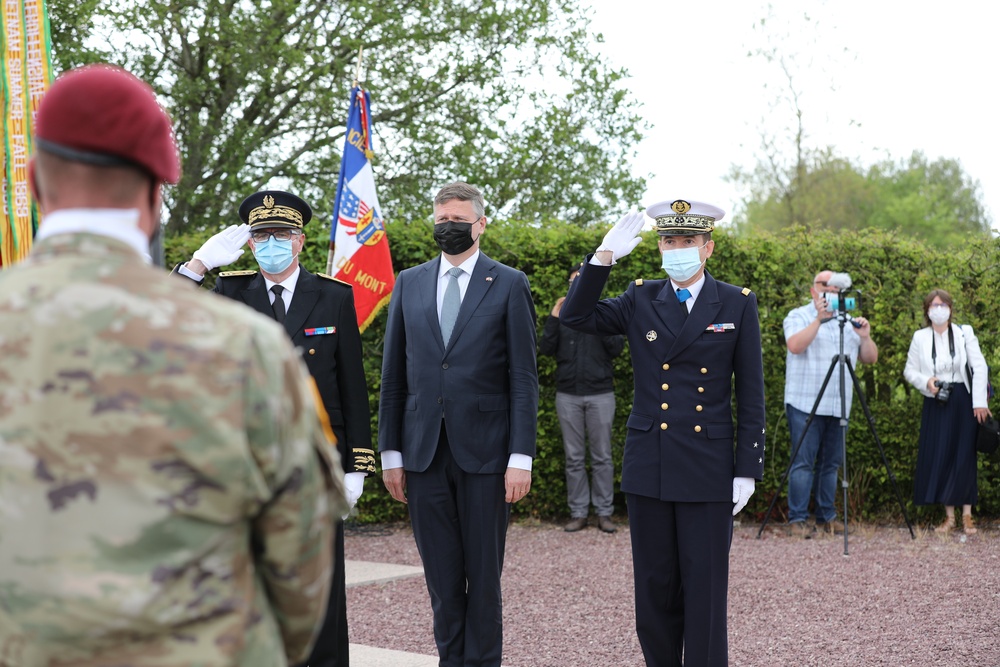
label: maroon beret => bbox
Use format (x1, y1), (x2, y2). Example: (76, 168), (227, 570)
(34, 64), (180, 184)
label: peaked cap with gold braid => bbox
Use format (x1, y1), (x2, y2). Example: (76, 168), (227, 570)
(238, 190), (313, 230)
(645, 199), (725, 236)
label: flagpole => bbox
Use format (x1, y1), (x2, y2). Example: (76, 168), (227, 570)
(353, 46), (363, 88)
(328, 45), (365, 275)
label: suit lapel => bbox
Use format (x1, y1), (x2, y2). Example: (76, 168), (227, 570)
(445, 254), (497, 352)
(420, 258), (447, 351)
(240, 274), (273, 318)
(665, 273), (723, 361)
(651, 281), (686, 338)
(283, 269), (320, 338)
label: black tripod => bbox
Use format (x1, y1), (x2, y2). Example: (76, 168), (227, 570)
(758, 308), (915, 554)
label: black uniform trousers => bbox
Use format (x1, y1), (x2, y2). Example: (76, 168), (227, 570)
(407, 424), (510, 667)
(301, 520), (347, 667)
(627, 494), (733, 667)
(297, 420), (351, 667)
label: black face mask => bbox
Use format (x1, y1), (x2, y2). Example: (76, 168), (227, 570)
(433, 221), (476, 255)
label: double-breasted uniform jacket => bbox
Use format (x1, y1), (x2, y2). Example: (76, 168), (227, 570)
(178, 266), (375, 474)
(560, 261), (766, 502)
(378, 253), (538, 474)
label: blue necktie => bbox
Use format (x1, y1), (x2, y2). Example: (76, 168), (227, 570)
(676, 288), (691, 316)
(440, 267), (463, 345)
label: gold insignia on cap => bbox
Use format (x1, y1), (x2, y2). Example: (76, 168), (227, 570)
(248, 200), (304, 227)
(671, 200), (692, 214)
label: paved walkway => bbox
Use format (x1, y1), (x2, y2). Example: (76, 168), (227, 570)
(345, 559), (438, 667)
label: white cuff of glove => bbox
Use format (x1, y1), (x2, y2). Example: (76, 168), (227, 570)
(732, 477), (755, 516)
(342, 472), (365, 519)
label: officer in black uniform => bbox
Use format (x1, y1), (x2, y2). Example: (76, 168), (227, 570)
(560, 200), (765, 667)
(174, 190), (375, 667)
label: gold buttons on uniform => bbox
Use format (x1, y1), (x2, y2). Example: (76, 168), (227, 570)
(700, 368), (708, 374)
(698, 387), (704, 393)
(662, 363), (670, 370)
(696, 405), (703, 412)
(661, 383), (669, 391)
(660, 423), (668, 430)
(661, 403), (668, 410)
(694, 425), (702, 433)
(308, 349), (316, 355)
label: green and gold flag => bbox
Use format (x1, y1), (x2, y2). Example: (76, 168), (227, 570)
(1, 0), (52, 267)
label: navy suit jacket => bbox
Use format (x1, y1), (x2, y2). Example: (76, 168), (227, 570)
(560, 260), (765, 502)
(378, 253), (538, 474)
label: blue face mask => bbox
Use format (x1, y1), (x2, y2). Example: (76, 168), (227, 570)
(660, 244), (705, 282)
(253, 237), (295, 274)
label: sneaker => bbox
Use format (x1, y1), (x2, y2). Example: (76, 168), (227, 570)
(564, 517), (588, 532)
(788, 521), (814, 539)
(817, 519), (845, 535)
(597, 515), (617, 533)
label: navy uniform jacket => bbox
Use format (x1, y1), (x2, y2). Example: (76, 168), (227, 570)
(378, 253), (538, 474)
(179, 266), (375, 474)
(560, 260), (765, 502)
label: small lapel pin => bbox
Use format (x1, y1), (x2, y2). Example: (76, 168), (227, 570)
(485, 276), (493, 282)
(646, 330), (657, 342)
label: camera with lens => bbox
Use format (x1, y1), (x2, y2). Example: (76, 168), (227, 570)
(934, 380), (951, 403)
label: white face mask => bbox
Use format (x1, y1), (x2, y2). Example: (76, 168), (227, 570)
(928, 305), (951, 326)
(660, 243), (707, 282)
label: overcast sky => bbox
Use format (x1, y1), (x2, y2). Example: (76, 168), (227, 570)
(584, 0), (999, 228)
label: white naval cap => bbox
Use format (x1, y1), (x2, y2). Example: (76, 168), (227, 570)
(646, 199), (725, 235)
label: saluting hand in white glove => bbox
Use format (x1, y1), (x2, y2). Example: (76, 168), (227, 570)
(596, 211), (645, 262)
(192, 223), (251, 271)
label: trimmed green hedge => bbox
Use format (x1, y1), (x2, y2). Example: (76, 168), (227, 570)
(166, 220), (1000, 525)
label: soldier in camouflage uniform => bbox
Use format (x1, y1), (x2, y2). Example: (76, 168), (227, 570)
(0, 64), (346, 667)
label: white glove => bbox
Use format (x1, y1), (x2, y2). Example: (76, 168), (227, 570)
(732, 477), (755, 516)
(192, 223), (251, 271)
(342, 472), (365, 519)
(596, 212), (645, 261)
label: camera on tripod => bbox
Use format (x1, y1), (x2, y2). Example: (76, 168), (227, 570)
(822, 272), (863, 326)
(934, 380), (952, 403)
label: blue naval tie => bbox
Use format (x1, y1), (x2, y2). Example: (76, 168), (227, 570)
(676, 287), (691, 316)
(440, 267), (463, 345)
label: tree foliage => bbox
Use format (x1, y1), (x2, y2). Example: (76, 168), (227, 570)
(45, 0), (646, 233)
(730, 148), (991, 245)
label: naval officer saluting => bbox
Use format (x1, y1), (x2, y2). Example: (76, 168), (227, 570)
(560, 200), (766, 667)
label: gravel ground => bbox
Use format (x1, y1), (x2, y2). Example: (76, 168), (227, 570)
(345, 518), (1000, 667)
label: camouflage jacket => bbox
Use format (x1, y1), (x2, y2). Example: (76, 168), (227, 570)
(0, 233), (347, 667)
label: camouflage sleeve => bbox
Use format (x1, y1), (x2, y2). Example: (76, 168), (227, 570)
(245, 327), (348, 661)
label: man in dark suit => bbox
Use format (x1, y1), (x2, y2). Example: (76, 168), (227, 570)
(379, 181), (538, 667)
(174, 190), (375, 667)
(560, 200), (765, 667)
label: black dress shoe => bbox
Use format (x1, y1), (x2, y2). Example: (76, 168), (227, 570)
(564, 517), (588, 532)
(597, 516), (617, 533)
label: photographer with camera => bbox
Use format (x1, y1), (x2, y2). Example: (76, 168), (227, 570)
(903, 289), (991, 536)
(783, 270), (878, 538)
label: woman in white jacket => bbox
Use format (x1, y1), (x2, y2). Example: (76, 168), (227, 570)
(903, 289), (991, 535)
